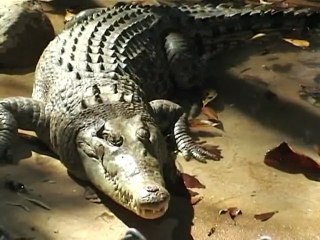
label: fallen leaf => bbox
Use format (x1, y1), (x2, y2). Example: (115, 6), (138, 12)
(23, 196), (51, 210)
(251, 33), (267, 40)
(264, 142), (320, 172)
(191, 195), (204, 205)
(189, 119), (216, 128)
(202, 106), (219, 121)
(228, 207), (242, 220)
(254, 211), (279, 221)
(219, 209), (229, 215)
(201, 144), (223, 161)
(181, 173), (205, 189)
(219, 207), (242, 220)
(189, 119), (222, 130)
(188, 189), (199, 196)
(207, 227), (216, 236)
(283, 38), (310, 48)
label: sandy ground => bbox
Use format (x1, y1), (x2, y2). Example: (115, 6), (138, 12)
(1, 2), (320, 240)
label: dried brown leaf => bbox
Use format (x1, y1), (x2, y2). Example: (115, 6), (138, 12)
(191, 195), (203, 205)
(202, 106), (219, 121)
(189, 119), (211, 128)
(181, 173), (205, 189)
(254, 211), (278, 221)
(201, 144), (222, 161)
(283, 38), (310, 48)
(207, 227), (216, 236)
(188, 189), (199, 197)
(219, 207), (242, 220)
(189, 119), (220, 128)
(228, 207), (242, 220)
(264, 142), (320, 173)
(219, 209), (229, 215)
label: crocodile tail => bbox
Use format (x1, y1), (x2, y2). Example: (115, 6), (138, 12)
(174, 4), (320, 55)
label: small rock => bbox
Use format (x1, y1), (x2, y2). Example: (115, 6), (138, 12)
(0, 0), (55, 68)
(258, 235), (272, 240)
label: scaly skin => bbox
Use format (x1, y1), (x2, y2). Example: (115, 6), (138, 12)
(0, 3), (320, 219)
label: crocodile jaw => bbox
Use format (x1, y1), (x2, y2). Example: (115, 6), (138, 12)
(73, 107), (171, 219)
(79, 149), (170, 219)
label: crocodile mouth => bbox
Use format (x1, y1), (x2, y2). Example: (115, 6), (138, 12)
(104, 170), (170, 219)
(77, 139), (170, 219)
(137, 205), (169, 219)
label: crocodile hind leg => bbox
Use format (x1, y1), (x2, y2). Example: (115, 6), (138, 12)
(150, 99), (219, 163)
(165, 32), (205, 89)
(0, 97), (48, 160)
(164, 32), (207, 118)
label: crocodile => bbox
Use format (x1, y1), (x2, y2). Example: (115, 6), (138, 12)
(0, 3), (319, 219)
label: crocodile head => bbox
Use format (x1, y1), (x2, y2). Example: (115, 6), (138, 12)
(75, 103), (170, 219)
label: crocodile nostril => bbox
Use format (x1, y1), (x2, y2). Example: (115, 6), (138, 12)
(145, 185), (159, 193)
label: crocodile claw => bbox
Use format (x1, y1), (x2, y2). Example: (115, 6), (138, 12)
(174, 113), (221, 163)
(121, 228), (146, 240)
(181, 144), (218, 163)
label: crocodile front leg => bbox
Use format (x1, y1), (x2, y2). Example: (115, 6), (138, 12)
(0, 97), (48, 160)
(150, 99), (218, 163)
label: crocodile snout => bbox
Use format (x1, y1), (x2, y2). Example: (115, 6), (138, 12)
(135, 183), (170, 219)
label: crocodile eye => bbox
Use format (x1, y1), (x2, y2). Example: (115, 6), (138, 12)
(104, 130), (123, 147)
(136, 127), (150, 141)
(109, 134), (123, 147)
(97, 128), (123, 147)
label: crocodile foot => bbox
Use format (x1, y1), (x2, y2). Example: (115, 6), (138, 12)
(174, 113), (220, 163)
(121, 228), (146, 240)
(180, 143), (219, 163)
